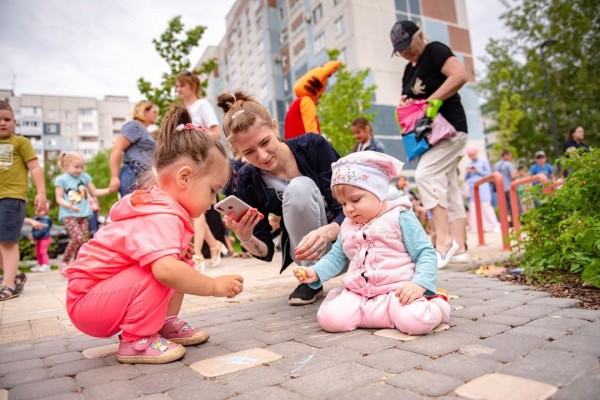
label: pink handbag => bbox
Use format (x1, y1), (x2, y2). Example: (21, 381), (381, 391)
(395, 100), (457, 146)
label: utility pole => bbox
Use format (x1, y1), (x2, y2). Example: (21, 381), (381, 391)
(539, 39), (559, 159)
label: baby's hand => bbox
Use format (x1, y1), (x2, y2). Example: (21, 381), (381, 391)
(294, 267), (318, 284)
(213, 275), (244, 298)
(395, 282), (426, 305)
(70, 205), (80, 213)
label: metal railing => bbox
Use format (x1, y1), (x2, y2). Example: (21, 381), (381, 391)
(473, 172), (510, 250)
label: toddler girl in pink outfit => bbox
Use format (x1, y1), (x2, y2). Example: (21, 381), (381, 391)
(65, 105), (244, 364)
(294, 151), (450, 335)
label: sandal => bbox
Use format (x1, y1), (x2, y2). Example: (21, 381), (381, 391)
(15, 272), (27, 294)
(0, 285), (19, 301)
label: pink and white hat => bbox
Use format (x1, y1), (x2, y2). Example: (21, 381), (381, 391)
(331, 151), (404, 200)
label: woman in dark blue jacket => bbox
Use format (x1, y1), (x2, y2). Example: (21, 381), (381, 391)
(217, 91), (344, 306)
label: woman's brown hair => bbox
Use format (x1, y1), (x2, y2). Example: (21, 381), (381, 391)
(216, 91), (276, 149)
(176, 71), (202, 98)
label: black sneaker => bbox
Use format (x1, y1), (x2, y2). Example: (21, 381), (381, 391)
(288, 283), (323, 306)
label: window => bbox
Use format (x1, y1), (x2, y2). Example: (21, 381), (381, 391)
(79, 108), (94, 116)
(293, 39), (307, 59)
(333, 0), (342, 6)
(396, 0), (421, 24)
(314, 31), (325, 53)
(313, 4), (323, 24)
(335, 16), (345, 37)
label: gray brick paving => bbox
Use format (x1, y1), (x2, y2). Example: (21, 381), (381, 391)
(2, 269), (599, 399)
(232, 386), (306, 400)
(166, 380), (234, 400)
(132, 366), (199, 395)
(0, 368), (49, 389)
(500, 349), (598, 386)
(8, 377), (79, 400)
(421, 353), (502, 381)
(336, 383), (424, 400)
(82, 379), (142, 400)
(545, 334), (600, 357)
(76, 364), (142, 388)
(397, 331), (479, 356)
(357, 348), (430, 374)
(573, 320), (600, 337)
(449, 320), (511, 338)
(281, 363), (388, 399)
(458, 332), (547, 362)
(551, 366), (600, 400)
(387, 369), (464, 397)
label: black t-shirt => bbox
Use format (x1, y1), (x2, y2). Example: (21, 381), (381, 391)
(402, 41), (468, 133)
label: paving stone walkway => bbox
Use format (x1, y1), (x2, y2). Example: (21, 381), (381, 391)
(1, 263), (599, 400)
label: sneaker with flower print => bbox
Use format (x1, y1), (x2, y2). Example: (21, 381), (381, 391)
(117, 334), (185, 364)
(158, 316), (210, 346)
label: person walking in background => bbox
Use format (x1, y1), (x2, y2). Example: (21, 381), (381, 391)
(0, 100), (47, 301)
(29, 205), (53, 273)
(396, 175), (428, 228)
(294, 151), (450, 334)
(493, 149), (519, 225)
(390, 20), (469, 268)
(563, 126), (589, 154)
(109, 100), (158, 197)
(562, 126), (590, 178)
(529, 151), (555, 184)
(350, 117), (386, 153)
(55, 152), (101, 275)
(217, 91), (345, 306)
(176, 70), (228, 270)
(65, 104), (243, 365)
(465, 146), (499, 233)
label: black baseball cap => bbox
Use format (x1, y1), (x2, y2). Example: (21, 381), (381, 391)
(390, 20), (419, 55)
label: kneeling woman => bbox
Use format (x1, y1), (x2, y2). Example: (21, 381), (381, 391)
(217, 91), (344, 306)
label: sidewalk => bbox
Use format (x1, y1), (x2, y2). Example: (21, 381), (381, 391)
(1, 232), (598, 400)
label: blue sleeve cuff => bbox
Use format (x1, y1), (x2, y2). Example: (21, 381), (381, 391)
(308, 234), (348, 289)
(399, 211), (437, 295)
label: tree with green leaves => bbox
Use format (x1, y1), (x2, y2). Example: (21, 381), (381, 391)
(85, 150), (118, 215)
(137, 16), (217, 118)
(317, 49), (377, 156)
(479, 0), (599, 162)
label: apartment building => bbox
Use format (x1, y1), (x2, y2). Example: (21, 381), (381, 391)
(0, 89), (133, 163)
(198, 0), (484, 165)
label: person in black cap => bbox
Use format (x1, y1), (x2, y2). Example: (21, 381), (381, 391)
(390, 20), (469, 269)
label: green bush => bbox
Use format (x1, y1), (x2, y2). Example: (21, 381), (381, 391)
(512, 148), (600, 288)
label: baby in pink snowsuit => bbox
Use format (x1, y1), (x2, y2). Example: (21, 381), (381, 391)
(66, 105), (244, 364)
(294, 151), (450, 334)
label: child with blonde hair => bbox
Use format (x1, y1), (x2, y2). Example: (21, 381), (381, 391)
(65, 104), (244, 365)
(294, 151), (450, 335)
(54, 152), (100, 275)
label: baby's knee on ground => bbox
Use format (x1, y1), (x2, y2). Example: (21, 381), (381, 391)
(391, 301), (440, 335)
(317, 301), (358, 333)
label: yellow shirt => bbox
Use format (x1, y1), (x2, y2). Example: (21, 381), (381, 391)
(0, 134), (37, 200)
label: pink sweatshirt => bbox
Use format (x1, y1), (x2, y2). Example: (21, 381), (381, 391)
(66, 186), (194, 286)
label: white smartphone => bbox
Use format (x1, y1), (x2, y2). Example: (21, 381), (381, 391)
(214, 195), (252, 222)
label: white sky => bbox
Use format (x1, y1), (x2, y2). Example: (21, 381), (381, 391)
(0, 0), (512, 101)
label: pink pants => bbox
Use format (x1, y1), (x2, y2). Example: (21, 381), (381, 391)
(67, 266), (173, 342)
(317, 287), (451, 335)
(35, 237), (51, 266)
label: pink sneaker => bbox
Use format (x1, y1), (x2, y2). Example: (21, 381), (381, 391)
(158, 316), (210, 346)
(117, 334), (185, 364)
